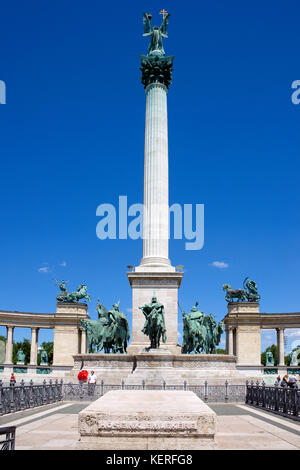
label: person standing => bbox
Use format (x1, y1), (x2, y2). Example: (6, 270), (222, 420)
(10, 373), (16, 385)
(280, 375), (289, 388)
(288, 373), (297, 389)
(88, 370), (97, 396)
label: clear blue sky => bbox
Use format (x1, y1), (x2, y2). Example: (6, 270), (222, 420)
(0, 0), (299, 352)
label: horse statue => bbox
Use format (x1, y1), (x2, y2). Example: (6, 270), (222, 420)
(107, 301), (130, 354)
(222, 284), (247, 303)
(139, 295), (167, 349)
(55, 280), (91, 303)
(181, 303), (224, 354)
(81, 300), (130, 354)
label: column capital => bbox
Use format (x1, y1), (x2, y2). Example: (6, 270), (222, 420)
(140, 54), (174, 89)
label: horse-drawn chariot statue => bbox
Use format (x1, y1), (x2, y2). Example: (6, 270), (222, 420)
(222, 277), (260, 303)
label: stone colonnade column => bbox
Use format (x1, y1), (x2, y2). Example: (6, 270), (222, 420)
(30, 327), (39, 365)
(226, 327), (234, 355)
(277, 327), (285, 366)
(4, 326), (14, 364)
(81, 328), (87, 354)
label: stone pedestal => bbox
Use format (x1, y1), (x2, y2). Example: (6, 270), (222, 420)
(224, 302), (261, 366)
(77, 390), (216, 450)
(127, 272), (183, 354)
(52, 303), (88, 366)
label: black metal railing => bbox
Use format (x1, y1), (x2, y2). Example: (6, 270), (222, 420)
(63, 380), (246, 403)
(0, 426), (16, 450)
(0, 379), (63, 416)
(245, 381), (300, 421)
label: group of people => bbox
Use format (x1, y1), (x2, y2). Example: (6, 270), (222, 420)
(275, 373), (299, 389)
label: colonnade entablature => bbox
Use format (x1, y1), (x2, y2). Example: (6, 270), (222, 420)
(223, 302), (300, 369)
(0, 303), (89, 371)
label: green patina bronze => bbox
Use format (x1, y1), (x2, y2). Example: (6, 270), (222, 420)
(139, 295), (167, 349)
(264, 368), (278, 375)
(17, 349), (25, 363)
(13, 367), (27, 374)
(265, 350), (275, 366)
(37, 367), (51, 374)
(223, 277), (260, 303)
(140, 12), (174, 89)
(81, 299), (130, 354)
(40, 349), (48, 365)
(181, 302), (224, 354)
(54, 279), (91, 303)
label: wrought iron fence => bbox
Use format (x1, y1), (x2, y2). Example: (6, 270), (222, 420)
(245, 381), (300, 421)
(62, 380), (246, 403)
(0, 379), (63, 416)
(0, 426), (16, 450)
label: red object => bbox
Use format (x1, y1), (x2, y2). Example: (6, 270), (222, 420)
(77, 370), (88, 382)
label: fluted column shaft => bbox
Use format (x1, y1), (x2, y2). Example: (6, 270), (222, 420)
(4, 326), (14, 364)
(277, 328), (285, 366)
(140, 82), (171, 269)
(30, 327), (39, 365)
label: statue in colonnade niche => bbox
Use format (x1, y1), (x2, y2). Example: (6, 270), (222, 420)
(17, 349), (25, 363)
(40, 349), (48, 365)
(290, 348), (300, 366)
(181, 302), (224, 354)
(139, 294), (167, 349)
(265, 350), (275, 366)
(54, 279), (91, 303)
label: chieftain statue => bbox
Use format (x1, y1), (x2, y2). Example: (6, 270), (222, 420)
(140, 11), (174, 89)
(81, 299), (130, 354)
(17, 349), (25, 363)
(265, 350), (275, 366)
(139, 294), (167, 349)
(222, 277), (260, 303)
(54, 279), (91, 303)
(181, 302), (224, 354)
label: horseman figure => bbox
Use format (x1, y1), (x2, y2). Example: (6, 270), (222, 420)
(139, 294), (167, 349)
(182, 302), (224, 354)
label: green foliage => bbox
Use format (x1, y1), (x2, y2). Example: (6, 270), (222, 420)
(12, 339), (31, 365)
(37, 342), (53, 365)
(215, 348), (226, 354)
(285, 355), (291, 366)
(0, 335), (6, 343)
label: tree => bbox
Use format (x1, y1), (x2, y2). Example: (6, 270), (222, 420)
(215, 348), (226, 354)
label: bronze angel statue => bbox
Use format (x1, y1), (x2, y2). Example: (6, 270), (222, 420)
(143, 11), (170, 56)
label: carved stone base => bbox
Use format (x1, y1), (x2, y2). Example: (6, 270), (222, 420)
(77, 390), (216, 450)
(71, 352), (248, 385)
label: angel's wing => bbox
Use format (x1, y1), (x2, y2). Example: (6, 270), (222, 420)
(160, 12), (170, 36)
(143, 12), (152, 36)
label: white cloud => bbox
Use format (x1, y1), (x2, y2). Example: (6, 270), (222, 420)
(177, 331), (182, 339)
(211, 261), (229, 269)
(126, 308), (132, 313)
(284, 329), (300, 338)
(38, 266), (49, 273)
(60, 261), (67, 267)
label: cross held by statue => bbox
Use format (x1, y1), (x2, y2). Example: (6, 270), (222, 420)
(159, 9), (168, 20)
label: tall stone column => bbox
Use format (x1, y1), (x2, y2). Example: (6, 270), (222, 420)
(277, 328), (285, 366)
(138, 82), (172, 271)
(127, 39), (183, 354)
(4, 326), (14, 364)
(30, 327), (39, 365)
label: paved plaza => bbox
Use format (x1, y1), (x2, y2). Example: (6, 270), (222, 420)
(1, 401), (299, 450)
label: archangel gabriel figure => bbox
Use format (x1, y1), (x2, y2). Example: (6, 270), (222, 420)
(142, 11), (170, 56)
(139, 294), (167, 349)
